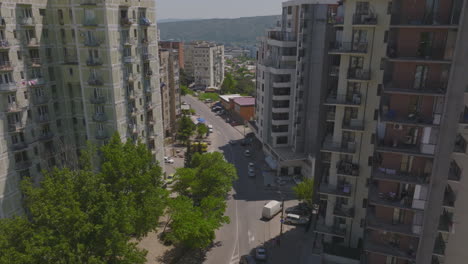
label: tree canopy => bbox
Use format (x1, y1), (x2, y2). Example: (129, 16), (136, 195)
(292, 178), (314, 208)
(177, 115), (196, 143)
(196, 123), (208, 138)
(0, 134), (166, 264)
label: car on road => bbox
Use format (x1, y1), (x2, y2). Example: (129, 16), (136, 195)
(163, 174), (176, 188)
(255, 247), (267, 261)
(230, 121), (239, 126)
(164, 156), (174, 164)
(240, 255), (256, 264)
(204, 99), (212, 103)
(248, 162), (255, 169)
(212, 106), (222, 112)
(284, 213), (309, 225)
(248, 168), (255, 177)
(229, 140), (237, 145)
(244, 150), (251, 157)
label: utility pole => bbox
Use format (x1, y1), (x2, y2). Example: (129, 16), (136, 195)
(279, 195), (285, 247)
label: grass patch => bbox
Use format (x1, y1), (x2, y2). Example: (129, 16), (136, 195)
(181, 85), (194, 96)
(198, 92), (220, 102)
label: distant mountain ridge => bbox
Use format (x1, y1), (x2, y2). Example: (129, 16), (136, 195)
(158, 15), (280, 46)
(158, 18), (202, 23)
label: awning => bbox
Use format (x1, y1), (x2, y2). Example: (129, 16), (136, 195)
(265, 155), (277, 170)
(197, 118), (206, 123)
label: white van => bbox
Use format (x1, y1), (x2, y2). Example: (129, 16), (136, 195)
(262, 200), (282, 219)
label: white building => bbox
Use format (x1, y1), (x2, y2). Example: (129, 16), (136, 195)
(184, 41), (224, 89)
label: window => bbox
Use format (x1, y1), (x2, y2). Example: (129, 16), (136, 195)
(39, 9), (46, 16)
(413, 65), (428, 89)
(69, 68), (73, 76)
(356, 2), (370, 14)
(17, 51), (22, 60)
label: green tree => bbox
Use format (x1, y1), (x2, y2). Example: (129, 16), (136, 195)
(173, 152), (237, 202)
(235, 77), (255, 96)
(196, 123), (208, 138)
(179, 69), (193, 86)
(292, 178), (315, 208)
(177, 115), (196, 143)
(166, 196), (229, 249)
(221, 73), (237, 94)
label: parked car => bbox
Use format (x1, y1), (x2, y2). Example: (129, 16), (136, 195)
(212, 106), (222, 112)
(255, 247), (267, 260)
(283, 213), (309, 225)
(231, 121), (239, 126)
(164, 156), (174, 164)
(164, 174), (175, 187)
(244, 150), (251, 157)
(204, 99), (212, 103)
(285, 203), (310, 216)
(248, 168), (255, 177)
(248, 162), (255, 170)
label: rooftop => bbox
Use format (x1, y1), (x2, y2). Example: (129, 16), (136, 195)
(233, 97), (255, 106)
(219, 94), (241, 102)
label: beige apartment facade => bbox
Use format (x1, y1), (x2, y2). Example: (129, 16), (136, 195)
(184, 41), (224, 89)
(0, 0), (164, 218)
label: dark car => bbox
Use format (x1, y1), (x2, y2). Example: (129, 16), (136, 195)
(285, 203), (311, 216)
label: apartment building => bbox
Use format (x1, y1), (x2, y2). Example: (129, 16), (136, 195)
(255, 0), (468, 263)
(184, 41), (225, 89)
(159, 41), (184, 69)
(159, 47), (181, 137)
(0, 0), (164, 218)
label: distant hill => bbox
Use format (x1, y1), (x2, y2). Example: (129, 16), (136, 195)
(158, 18), (201, 23)
(158, 15), (280, 46)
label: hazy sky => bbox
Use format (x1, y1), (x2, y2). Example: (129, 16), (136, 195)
(156, 0), (284, 20)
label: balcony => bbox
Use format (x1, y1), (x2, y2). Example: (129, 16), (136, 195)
(123, 56), (136, 63)
(28, 58), (41, 67)
(381, 110), (440, 127)
(80, 0), (100, 5)
(336, 160), (359, 177)
(146, 102), (155, 110)
(333, 206), (354, 219)
(33, 95), (49, 105)
(433, 234), (446, 256)
(122, 37), (136, 46)
(38, 131), (54, 141)
(90, 96), (106, 104)
(6, 103), (25, 113)
(64, 55), (79, 65)
(314, 217), (346, 238)
(366, 210), (421, 237)
(329, 41), (368, 54)
(324, 93), (362, 107)
(125, 73), (135, 83)
(0, 61), (13, 71)
(0, 82), (17, 91)
(86, 58), (103, 66)
(120, 17), (134, 26)
(95, 131), (108, 140)
(329, 65), (339, 76)
(128, 124), (138, 134)
(326, 111), (335, 121)
(8, 122), (25, 132)
(342, 119), (364, 131)
(142, 53), (154, 61)
(84, 38), (102, 47)
(347, 68), (371, 81)
(144, 86), (153, 94)
(19, 17), (35, 27)
(328, 14), (344, 26)
(453, 134), (467, 154)
(364, 237), (416, 261)
(0, 40), (10, 49)
(0, 17), (5, 28)
(321, 139), (356, 154)
(443, 186), (456, 209)
(83, 17), (98, 27)
(383, 81), (447, 96)
(15, 161), (32, 170)
(318, 183), (352, 198)
(92, 113), (107, 122)
(448, 161), (461, 182)
(88, 76), (104, 86)
(376, 140), (435, 158)
(438, 212), (453, 233)
(390, 7), (460, 28)
(352, 13), (378, 26)
(139, 17), (152, 26)
(11, 142), (28, 152)
(24, 38), (39, 47)
(387, 45), (452, 64)
(144, 70), (153, 78)
(368, 184), (425, 211)
(27, 78), (45, 87)
(372, 167), (429, 185)
(36, 114), (50, 124)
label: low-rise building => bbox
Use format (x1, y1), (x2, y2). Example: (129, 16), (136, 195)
(232, 97), (255, 124)
(219, 94), (241, 110)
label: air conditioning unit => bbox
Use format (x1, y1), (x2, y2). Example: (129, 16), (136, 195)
(393, 124), (403, 130)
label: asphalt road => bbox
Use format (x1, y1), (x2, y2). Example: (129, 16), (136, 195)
(182, 95), (302, 264)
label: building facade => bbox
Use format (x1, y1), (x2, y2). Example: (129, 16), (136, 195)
(255, 0), (468, 263)
(159, 41), (184, 69)
(0, 0), (164, 218)
(184, 41), (225, 89)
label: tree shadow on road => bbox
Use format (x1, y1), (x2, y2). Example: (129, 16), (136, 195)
(156, 240), (225, 264)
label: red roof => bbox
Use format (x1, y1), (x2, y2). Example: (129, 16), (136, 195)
(233, 97), (255, 106)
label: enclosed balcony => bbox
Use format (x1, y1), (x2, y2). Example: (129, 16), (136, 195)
(8, 122), (25, 132)
(314, 217), (346, 238)
(0, 40), (10, 50)
(383, 81), (447, 96)
(453, 134), (467, 154)
(0, 82), (17, 91)
(120, 17), (134, 26)
(364, 231), (418, 261)
(38, 131), (54, 141)
(329, 41), (368, 54)
(324, 93), (362, 107)
(433, 233), (446, 256)
(11, 142), (28, 152)
(90, 96), (106, 104)
(83, 17), (98, 27)
(342, 118), (364, 131)
(95, 130), (108, 140)
(347, 68), (371, 81)
(88, 76), (104, 86)
(19, 17), (35, 27)
(448, 160), (461, 182)
(376, 138), (436, 158)
(86, 57), (103, 66)
(318, 183), (352, 198)
(272, 100), (290, 112)
(321, 138), (356, 154)
(92, 113), (107, 122)
(24, 38), (39, 48)
(333, 205), (354, 219)
(122, 37), (136, 46)
(390, 0), (461, 28)
(443, 185), (456, 208)
(366, 206), (422, 237)
(381, 94), (442, 126)
(368, 181), (427, 211)
(84, 38), (102, 47)
(438, 210), (453, 233)
(36, 114), (50, 124)
(372, 167), (430, 185)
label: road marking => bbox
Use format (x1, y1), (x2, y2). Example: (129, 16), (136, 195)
(248, 230), (255, 244)
(229, 199), (240, 264)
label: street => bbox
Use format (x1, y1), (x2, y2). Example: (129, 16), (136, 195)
(169, 95), (315, 264)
